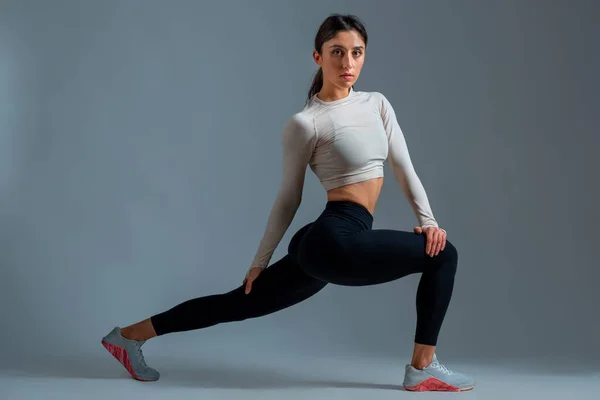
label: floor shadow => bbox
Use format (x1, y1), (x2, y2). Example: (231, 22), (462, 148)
(0, 356), (405, 391)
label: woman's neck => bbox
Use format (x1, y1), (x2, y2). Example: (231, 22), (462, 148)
(317, 84), (352, 102)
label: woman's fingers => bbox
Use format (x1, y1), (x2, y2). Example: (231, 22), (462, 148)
(245, 277), (254, 294)
(434, 231), (444, 256)
(425, 228), (447, 257)
(432, 229), (447, 256)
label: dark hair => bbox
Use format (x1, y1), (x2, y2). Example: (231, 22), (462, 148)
(306, 14), (368, 104)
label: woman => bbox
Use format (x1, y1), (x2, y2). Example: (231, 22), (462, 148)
(101, 14), (475, 392)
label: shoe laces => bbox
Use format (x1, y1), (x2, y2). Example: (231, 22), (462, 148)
(430, 360), (455, 375)
(132, 341), (150, 371)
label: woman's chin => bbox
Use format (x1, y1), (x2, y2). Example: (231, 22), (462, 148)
(336, 80), (355, 89)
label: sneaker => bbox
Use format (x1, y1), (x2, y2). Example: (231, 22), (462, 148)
(101, 327), (160, 381)
(403, 354), (475, 392)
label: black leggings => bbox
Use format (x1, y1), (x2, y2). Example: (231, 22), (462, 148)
(150, 200), (458, 346)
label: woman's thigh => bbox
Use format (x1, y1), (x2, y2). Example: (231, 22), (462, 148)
(299, 227), (451, 286)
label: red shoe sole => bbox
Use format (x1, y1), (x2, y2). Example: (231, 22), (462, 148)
(404, 377), (473, 392)
(101, 340), (155, 382)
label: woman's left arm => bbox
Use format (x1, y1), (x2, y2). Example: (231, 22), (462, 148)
(378, 92), (446, 256)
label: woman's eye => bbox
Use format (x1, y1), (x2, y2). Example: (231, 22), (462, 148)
(331, 49), (362, 56)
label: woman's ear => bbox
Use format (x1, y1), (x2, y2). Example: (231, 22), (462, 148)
(312, 50), (322, 67)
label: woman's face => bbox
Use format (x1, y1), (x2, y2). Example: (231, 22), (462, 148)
(313, 29), (366, 91)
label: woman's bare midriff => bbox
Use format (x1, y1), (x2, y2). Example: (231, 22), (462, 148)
(326, 177), (384, 215)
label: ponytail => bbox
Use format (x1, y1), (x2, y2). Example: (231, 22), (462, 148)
(306, 67), (323, 105)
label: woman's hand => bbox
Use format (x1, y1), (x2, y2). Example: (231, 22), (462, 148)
(413, 226), (446, 257)
(243, 267), (263, 294)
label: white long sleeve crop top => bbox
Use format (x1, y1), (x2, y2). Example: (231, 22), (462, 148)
(249, 89), (439, 271)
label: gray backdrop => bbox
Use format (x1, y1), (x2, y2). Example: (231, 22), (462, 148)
(1, 0), (598, 369)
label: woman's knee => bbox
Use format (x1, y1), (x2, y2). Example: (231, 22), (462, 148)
(438, 239), (458, 266)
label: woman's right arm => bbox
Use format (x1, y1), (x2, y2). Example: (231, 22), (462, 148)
(247, 115), (316, 276)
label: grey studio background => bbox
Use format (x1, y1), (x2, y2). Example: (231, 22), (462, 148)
(1, 0), (599, 388)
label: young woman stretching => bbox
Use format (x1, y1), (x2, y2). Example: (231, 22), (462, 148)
(101, 13), (475, 392)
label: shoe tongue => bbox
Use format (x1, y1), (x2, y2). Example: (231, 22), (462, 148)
(420, 354), (439, 370)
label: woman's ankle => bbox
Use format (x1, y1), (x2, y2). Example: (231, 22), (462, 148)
(411, 343), (435, 369)
(120, 318), (157, 341)
(411, 359), (432, 369)
(120, 326), (140, 341)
